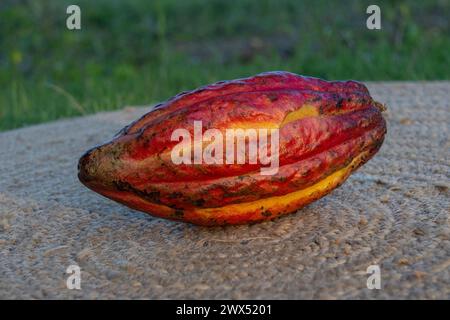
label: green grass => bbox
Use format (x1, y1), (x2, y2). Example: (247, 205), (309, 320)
(1, 0), (449, 131)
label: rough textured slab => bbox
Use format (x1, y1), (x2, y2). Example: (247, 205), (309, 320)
(0, 82), (449, 299)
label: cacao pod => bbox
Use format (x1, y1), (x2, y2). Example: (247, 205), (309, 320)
(78, 71), (386, 226)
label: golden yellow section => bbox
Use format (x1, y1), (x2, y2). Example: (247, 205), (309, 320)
(224, 105), (319, 130)
(280, 104), (319, 126)
(193, 153), (363, 218)
(225, 121), (278, 130)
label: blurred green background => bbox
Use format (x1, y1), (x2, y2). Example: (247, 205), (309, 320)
(0, 0), (449, 131)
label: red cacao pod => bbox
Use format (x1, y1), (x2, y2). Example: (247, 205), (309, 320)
(78, 72), (386, 226)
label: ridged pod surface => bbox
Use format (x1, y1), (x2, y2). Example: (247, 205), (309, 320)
(78, 72), (387, 225)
